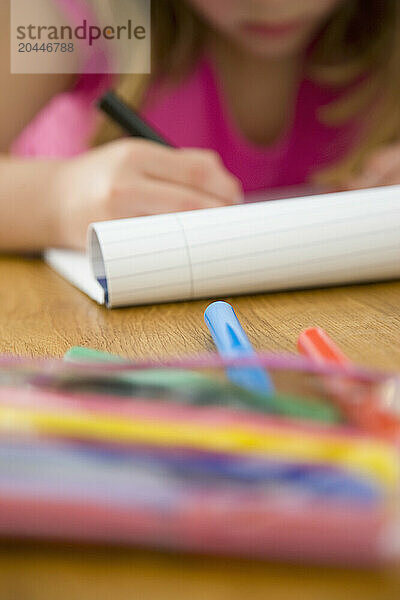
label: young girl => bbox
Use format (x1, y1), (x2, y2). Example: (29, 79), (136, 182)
(1, 0), (399, 251)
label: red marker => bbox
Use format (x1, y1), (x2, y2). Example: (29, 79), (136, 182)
(297, 327), (349, 366)
(298, 327), (400, 443)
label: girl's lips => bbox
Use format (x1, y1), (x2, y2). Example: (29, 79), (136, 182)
(240, 20), (306, 38)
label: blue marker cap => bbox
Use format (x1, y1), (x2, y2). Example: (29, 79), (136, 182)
(204, 301), (274, 395)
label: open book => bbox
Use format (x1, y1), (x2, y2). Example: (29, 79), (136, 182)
(45, 185), (400, 308)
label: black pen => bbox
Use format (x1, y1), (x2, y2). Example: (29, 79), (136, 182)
(98, 91), (173, 147)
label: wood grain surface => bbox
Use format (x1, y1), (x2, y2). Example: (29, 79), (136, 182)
(1, 255), (400, 600)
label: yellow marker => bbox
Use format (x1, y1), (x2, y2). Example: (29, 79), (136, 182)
(0, 404), (398, 490)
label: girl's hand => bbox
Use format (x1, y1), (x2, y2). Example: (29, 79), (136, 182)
(55, 139), (242, 248)
(347, 143), (400, 190)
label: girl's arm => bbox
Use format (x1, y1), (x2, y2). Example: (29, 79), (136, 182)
(0, 3), (76, 251)
(0, 3), (73, 251)
(0, 6), (240, 252)
(0, 157), (63, 251)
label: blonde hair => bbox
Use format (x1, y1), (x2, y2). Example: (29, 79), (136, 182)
(95, 0), (400, 185)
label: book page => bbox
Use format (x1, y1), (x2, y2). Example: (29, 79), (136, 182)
(87, 185), (400, 307)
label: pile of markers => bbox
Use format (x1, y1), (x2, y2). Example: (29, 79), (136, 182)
(0, 302), (399, 565)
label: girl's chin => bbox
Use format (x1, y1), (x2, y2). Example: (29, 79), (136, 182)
(228, 21), (315, 58)
(234, 34), (310, 58)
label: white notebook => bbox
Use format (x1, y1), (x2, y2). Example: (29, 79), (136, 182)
(44, 185), (400, 308)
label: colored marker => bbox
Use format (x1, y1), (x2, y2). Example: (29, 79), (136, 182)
(65, 347), (341, 424)
(298, 327), (400, 442)
(0, 440), (380, 504)
(298, 327), (350, 366)
(0, 388), (396, 487)
(204, 301), (275, 395)
(203, 306), (341, 422)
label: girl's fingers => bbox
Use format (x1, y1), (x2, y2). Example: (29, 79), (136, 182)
(106, 176), (233, 220)
(347, 145), (400, 189)
(125, 141), (243, 203)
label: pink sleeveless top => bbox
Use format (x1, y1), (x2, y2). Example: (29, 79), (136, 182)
(11, 3), (361, 192)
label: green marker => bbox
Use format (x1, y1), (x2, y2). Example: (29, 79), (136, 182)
(63, 347), (341, 424)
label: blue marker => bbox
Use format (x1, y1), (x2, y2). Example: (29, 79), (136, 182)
(204, 301), (274, 395)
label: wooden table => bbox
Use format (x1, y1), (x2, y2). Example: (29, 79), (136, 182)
(1, 255), (400, 600)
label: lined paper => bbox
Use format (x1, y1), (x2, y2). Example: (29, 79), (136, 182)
(44, 249), (105, 304)
(46, 185), (400, 307)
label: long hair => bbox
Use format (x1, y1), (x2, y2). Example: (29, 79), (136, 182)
(94, 0), (400, 185)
